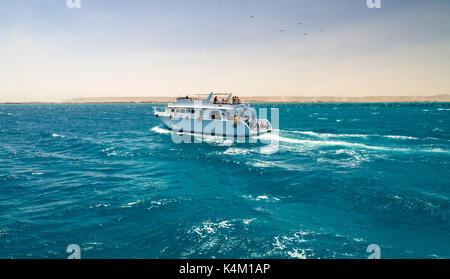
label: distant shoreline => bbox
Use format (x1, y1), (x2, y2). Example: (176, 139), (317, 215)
(2, 95), (449, 104)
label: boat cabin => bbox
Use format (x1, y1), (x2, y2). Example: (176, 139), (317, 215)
(163, 93), (257, 122)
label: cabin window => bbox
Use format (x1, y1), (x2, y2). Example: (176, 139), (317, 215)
(210, 111), (221, 120)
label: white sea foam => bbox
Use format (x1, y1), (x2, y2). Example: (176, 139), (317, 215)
(90, 203), (110, 209)
(293, 130), (418, 140)
(223, 148), (249, 155)
(260, 132), (450, 155)
(293, 131), (368, 138)
(147, 199), (175, 210)
(200, 135), (234, 146)
(152, 125), (448, 155)
(384, 135), (419, 140)
(271, 229), (364, 258)
(242, 194), (281, 202)
(242, 218), (256, 225)
(257, 144), (280, 154)
(288, 249), (307, 259)
(188, 219), (238, 238)
(51, 133), (65, 138)
(273, 236), (286, 250)
(120, 201), (141, 208)
(319, 149), (372, 168)
(250, 160), (275, 168)
(257, 133), (301, 144)
(151, 126), (171, 134)
(151, 126), (234, 146)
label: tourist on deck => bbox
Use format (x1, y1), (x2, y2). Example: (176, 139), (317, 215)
(233, 113), (238, 127)
(232, 96), (240, 105)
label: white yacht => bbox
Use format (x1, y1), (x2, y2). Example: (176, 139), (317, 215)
(153, 93), (272, 137)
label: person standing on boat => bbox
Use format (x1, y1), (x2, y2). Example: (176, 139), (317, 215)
(232, 96), (238, 105)
(233, 112), (238, 128)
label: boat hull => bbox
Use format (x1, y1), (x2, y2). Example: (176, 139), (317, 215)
(156, 115), (269, 137)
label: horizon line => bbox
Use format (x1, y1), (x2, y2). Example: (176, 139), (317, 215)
(1, 94), (450, 104)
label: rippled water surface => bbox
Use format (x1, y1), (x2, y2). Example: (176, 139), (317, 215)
(0, 103), (449, 258)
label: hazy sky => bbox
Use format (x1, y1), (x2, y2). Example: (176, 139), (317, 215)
(0, 0), (449, 102)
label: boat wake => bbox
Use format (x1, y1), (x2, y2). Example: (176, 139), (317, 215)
(151, 126), (450, 155)
(292, 130), (419, 140)
(257, 131), (450, 155)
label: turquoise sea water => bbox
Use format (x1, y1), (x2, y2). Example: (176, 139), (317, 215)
(0, 103), (449, 259)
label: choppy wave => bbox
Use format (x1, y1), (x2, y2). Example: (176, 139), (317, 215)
(241, 194), (281, 202)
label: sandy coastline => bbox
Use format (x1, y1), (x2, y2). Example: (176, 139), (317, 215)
(2, 95), (449, 104)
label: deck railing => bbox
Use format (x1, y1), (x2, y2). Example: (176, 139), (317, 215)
(153, 107), (167, 114)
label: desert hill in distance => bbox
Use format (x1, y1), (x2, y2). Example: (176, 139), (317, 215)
(65, 94), (450, 104)
(2, 95), (450, 104)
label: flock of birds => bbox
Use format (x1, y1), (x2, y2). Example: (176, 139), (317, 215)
(249, 15), (326, 37)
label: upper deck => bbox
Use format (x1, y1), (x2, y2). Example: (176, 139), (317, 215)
(167, 93), (250, 111)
